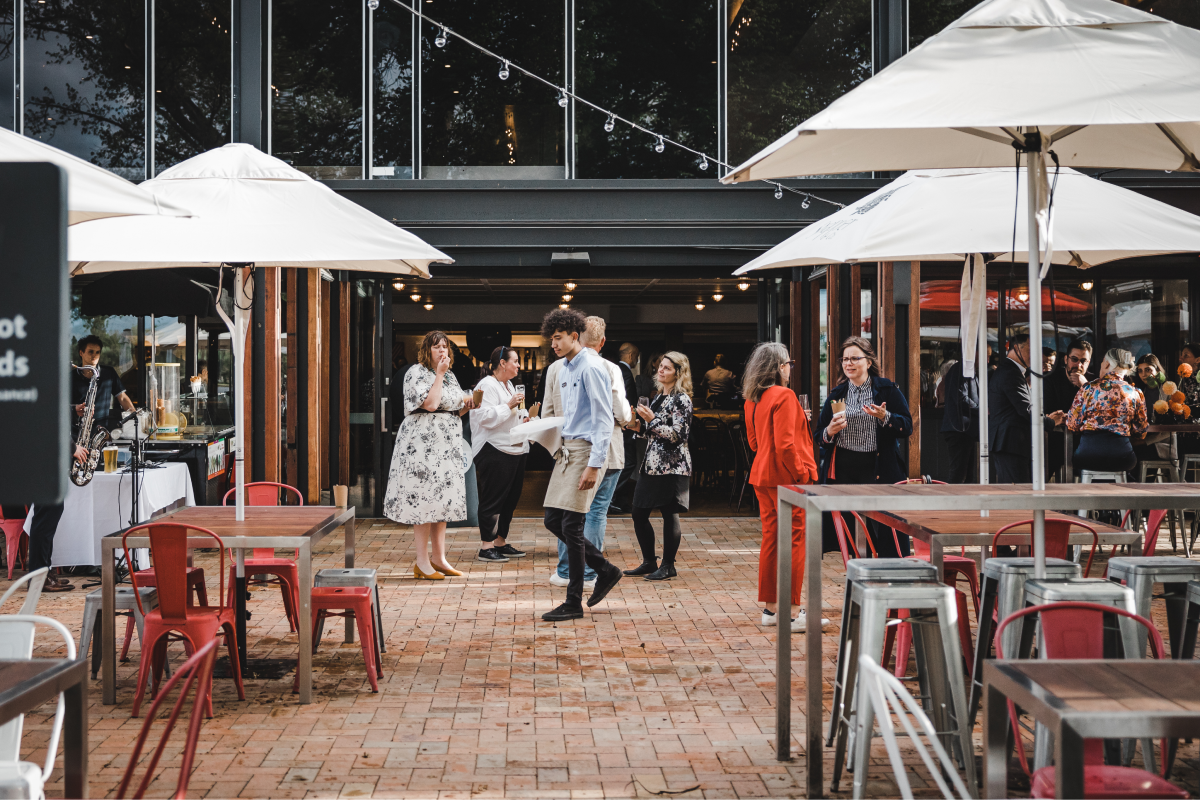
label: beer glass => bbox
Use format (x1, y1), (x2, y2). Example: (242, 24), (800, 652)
(514, 384), (525, 409)
(103, 446), (118, 473)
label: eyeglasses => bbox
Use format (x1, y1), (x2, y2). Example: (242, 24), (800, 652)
(1066, 355), (1089, 364)
(781, 360), (796, 368)
(841, 356), (867, 364)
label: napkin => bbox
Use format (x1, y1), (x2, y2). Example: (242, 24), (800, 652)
(510, 416), (564, 455)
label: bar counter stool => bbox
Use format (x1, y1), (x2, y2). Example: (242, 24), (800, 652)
(1106, 557), (1200, 658)
(830, 573), (977, 796)
(315, 567), (386, 654)
(1175, 580), (1200, 662)
(79, 586), (163, 680)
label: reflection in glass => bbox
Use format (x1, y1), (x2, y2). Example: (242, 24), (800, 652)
(728, 0), (869, 168)
(1117, 0), (1200, 27)
(575, 0), (717, 179)
(273, 0), (363, 179)
(421, 1), (564, 179)
(908, 0), (975, 50)
(817, 285), (828, 403)
(23, 0), (144, 178)
(1102, 279), (1189, 364)
(0, 6), (13, 130)
(372, 2), (412, 179)
(155, 0), (230, 173)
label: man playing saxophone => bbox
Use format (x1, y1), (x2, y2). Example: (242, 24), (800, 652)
(73, 335), (134, 431)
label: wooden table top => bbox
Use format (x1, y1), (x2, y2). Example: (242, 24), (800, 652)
(868, 509), (1125, 537)
(0, 659), (85, 721)
(105, 505), (350, 541)
(995, 660), (1200, 716)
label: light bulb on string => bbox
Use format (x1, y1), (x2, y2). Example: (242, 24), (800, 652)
(654, 136), (665, 153)
(498, 61), (509, 80)
(368, 0), (379, 9)
(699, 155), (708, 171)
(434, 26), (448, 47)
(774, 185), (783, 200)
(801, 196), (811, 210)
(603, 115), (615, 133)
(557, 91), (568, 108)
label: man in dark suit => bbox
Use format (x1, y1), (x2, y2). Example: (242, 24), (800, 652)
(611, 343), (639, 512)
(1044, 339), (1093, 479)
(990, 333), (1065, 483)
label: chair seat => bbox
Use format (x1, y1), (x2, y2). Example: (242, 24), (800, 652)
(243, 557), (297, 569)
(1031, 765), (1188, 799)
(143, 605), (236, 633)
(0, 760), (44, 799)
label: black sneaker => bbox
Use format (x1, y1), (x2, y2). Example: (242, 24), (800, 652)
(541, 603), (584, 622)
(495, 544), (526, 558)
(644, 564), (677, 581)
(586, 565), (623, 607)
(476, 548), (510, 563)
(622, 560), (659, 576)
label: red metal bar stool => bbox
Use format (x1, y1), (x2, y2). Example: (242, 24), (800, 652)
(294, 587), (382, 693)
(223, 482), (303, 632)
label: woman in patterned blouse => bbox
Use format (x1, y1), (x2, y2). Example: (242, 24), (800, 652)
(1066, 348), (1147, 473)
(624, 352), (693, 582)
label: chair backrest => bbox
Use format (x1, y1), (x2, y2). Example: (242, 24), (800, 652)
(995, 602), (1166, 777)
(856, 654), (972, 800)
(992, 518), (1099, 577)
(125, 524), (225, 622)
(117, 639), (218, 800)
(224, 482), (303, 559)
(0, 615), (76, 783)
(0, 567), (48, 616)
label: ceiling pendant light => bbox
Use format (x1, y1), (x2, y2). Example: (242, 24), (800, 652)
(561, 293), (573, 302)
(737, 281), (750, 291)
(1080, 280), (1094, 291)
(694, 302), (706, 311)
(392, 280), (405, 292)
(423, 301), (434, 310)
(498, 60), (509, 80)
(410, 293), (422, 302)
(564, 281), (577, 291)
(712, 292), (724, 302)
(559, 302), (569, 309)
(1017, 288), (1029, 302)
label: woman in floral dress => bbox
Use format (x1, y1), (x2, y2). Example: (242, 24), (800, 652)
(384, 330), (476, 580)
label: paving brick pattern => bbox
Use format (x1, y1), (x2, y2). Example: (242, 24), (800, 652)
(5, 516), (1198, 798)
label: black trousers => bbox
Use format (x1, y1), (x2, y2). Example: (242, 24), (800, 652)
(993, 450), (1031, 483)
(1075, 430), (1136, 473)
(474, 444), (527, 543)
(823, 448), (909, 558)
(632, 506), (681, 566)
(543, 507), (612, 607)
(29, 502), (65, 573)
(942, 432), (976, 484)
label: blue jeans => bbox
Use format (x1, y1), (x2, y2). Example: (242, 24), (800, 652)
(557, 468), (620, 580)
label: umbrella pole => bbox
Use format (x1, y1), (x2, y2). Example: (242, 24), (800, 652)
(214, 266), (248, 522)
(976, 257), (990, 512)
(1026, 145), (1047, 578)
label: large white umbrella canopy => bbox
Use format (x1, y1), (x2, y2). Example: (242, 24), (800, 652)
(68, 143), (453, 519)
(0, 127), (191, 224)
(735, 167), (1200, 272)
(721, 0), (1200, 581)
(70, 143), (449, 276)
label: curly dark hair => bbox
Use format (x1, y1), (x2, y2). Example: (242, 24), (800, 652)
(417, 330), (452, 371)
(540, 308), (587, 339)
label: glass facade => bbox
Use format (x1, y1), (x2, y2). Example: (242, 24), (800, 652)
(155, 0), (231, 173)
(371, 0), (412, 179)
(1102, 278), (1189, 364)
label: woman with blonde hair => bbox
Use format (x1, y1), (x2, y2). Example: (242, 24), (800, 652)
(1067, 348), (1147, 473)
(384, 330), (476, 580)
(743, 342), (824, 630)
(624, 351), (693, 581)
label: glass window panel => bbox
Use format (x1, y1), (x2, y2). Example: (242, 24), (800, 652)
(155, 0), (230, 173)
(1102, 278), (1189, 366)
(1119, 0), (1200, 27)
(371, 2), (411, 179)
(816, 284), (828, 403)
(0, 6), (13, 130)
(421, 1), (564, 179)
(575, 0), (717, 179)
(23, 0), (145, 178)
(908, 0), (975, 50)
(273, 0), (363, 179)
(728, 0), (870, 168)
(1002, 282), (1095, 356)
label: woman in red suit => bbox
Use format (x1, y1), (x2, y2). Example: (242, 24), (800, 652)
(743, 342), (828, 631)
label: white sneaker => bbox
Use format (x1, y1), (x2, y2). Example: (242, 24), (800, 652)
(791, 611), (832, 631)
(549, 571), (596, 590)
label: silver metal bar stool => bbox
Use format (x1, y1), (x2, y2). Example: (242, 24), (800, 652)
(967, 557), (1080, 729)
(315, 567), (385, 653)
(1106, 557), (1200, 658)
(79, 585), (162, 680)
(832, 574), (978, 797)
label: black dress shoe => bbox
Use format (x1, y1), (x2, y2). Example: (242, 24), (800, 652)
(476, 548), (510, 563)
(542, 603), (584, 622)
(622, 560), (658, 576)
(495, 544), (526, 558)
(586, 565), (622, 607)
(644, 564), (677, 581)
(607, 504), (628, 515)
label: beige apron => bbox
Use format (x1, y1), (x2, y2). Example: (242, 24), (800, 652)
(544, 438), (603, 513)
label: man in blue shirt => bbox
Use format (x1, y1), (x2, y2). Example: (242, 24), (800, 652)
(540, 308), (623, 621)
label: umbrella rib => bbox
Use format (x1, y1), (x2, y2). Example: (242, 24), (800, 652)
(1047, 125), (1086, 144)
(951, 127), (1022, 147)
(1155, 123), (1200, 171)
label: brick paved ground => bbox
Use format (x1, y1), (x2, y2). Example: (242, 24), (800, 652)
(6, 515), (1199, 798)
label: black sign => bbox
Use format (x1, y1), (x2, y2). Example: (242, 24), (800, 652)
(0, 163), (68, 504)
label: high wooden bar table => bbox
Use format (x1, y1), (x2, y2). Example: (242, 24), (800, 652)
(776, 482), (1200, 798)
(101, 505), (355, 705)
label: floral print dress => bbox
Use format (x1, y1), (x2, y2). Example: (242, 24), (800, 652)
(383, 365), (468, 525)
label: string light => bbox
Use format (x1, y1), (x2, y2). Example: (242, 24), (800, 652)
(801, 197), (811, 210)
(368, 0), (379, 9)
(654, 136), (665, 154)
(379, 0), (840, 208)
(498, 60), (509, 80)
(699, 155), (708, 171)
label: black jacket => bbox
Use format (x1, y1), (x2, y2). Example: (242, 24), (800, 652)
(939, 361), (979, 438)
(1044, 366), (1083, 416)
(816, 375), (914, 485)
(989, 357), (1033, 456)
(616, 360), (637, 406)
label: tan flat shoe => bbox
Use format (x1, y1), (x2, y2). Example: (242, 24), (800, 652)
(431, 563), (463, 576)
(413, 564), (445, 581)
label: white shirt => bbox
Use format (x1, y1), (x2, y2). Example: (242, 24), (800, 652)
(469, 375), (529, 457)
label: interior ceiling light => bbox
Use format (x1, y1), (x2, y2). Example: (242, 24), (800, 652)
(712, 292), (724, 302)
(1080, 280), (1094, 291)
(423, 302), (434, 310)
(410, 293), (422, 302)
(559, 303), (569, 309)
(392, 281), (405, 291)
(564, 281), (577, 291)
(1017, 289), (1029, 302)
(737, 281), (750, 291)
(561, 293), (573, 302)
(695, 302), (706, 311)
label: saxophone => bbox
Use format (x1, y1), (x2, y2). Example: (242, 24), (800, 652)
(70, 365), (111, 487)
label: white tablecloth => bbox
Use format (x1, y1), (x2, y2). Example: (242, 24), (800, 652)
(24, 462), (195, 566)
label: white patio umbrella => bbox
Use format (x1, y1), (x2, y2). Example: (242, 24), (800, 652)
(0, 128), (191, 224)
(737, 166), (1200, 486)
(722, 0), (1200, 578)
(69, 143), (453, 520)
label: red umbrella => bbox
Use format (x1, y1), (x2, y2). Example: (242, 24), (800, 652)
(919, 280), (1090, 314)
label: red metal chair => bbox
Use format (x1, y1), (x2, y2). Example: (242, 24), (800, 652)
(292, 587), (382, 694)
(993, 517), (1099, 578)
(223, 482), (303, 632)
(995, 602), (1185, 799)
(116, 639), (218, 799)
(1116, 509), (1168, 559)
(831, 511), (874, 567)
(0, 506), (28, 580)
(124, 523), (246, 719)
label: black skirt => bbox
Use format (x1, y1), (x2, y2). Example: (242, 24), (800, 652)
(1074, 429), (1136, 473)
(633, 473), (690, 513)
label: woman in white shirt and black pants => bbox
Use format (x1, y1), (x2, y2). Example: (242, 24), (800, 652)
(471, 346), (531, 562)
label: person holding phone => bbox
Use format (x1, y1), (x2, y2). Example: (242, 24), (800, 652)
(624, 352), (694, 581)
(383, 330), (477, 580)
(816, 336), (914, 557)
(470, 346), (530, 563)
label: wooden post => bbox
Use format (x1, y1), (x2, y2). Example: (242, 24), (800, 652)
(262, 267), (282, 483)
(306, 273), (323, 504)
(908, 262), (922, 478)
